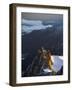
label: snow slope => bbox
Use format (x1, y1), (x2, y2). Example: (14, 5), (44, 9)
(43, 55), (63, 73)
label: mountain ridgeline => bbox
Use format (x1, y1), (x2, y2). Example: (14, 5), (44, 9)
(22, 25), (63, 56)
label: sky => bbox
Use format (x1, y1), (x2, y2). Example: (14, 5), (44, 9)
(21, 13), (63, 33)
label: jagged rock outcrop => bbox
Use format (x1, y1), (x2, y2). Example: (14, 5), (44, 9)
(22, 55), (57, 77)
(22, 56), (47, 77)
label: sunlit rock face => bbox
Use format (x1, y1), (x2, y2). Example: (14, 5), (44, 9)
(22, 55), (63, 77)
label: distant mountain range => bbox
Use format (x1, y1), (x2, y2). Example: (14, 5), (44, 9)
(22, 25), (63, 55)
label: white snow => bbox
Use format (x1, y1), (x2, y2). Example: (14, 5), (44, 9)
(43, 55), (63, 73)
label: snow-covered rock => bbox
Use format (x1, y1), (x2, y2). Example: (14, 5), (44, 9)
(43, 55), (63, 73)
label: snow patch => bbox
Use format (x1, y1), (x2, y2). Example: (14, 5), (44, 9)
(43, 55), (63, 73)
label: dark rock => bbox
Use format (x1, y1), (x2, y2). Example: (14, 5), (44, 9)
(56, 66), (63, 75)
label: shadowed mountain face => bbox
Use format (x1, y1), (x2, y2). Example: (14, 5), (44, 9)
(22, 26), (63, 56)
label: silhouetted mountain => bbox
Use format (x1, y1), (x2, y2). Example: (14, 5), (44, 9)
(22, 26), (63, 55)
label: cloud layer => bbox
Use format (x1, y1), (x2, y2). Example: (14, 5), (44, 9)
(22, 19), (53, 33)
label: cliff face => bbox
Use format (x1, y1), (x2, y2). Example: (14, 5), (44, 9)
(22, 55), (63, 77)
(22, 56), (48, 77)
